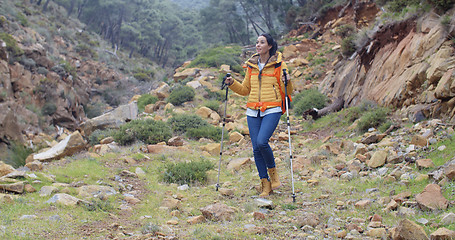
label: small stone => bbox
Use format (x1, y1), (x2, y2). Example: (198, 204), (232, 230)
(440, 212), (455, 226)
(187, 215), (205, 224)
(430, 227), (455, 240)
(354, 199), (371, 209)
(253, 212), (265, 221)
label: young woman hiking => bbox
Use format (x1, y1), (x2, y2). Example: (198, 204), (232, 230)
(224, 33), (292, 197)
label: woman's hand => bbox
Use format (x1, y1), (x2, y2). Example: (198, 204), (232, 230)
(224, 76), (234, 86)
(282, 72), (290, 85)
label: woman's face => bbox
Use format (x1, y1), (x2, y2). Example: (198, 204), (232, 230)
(256, 36), (272, 56)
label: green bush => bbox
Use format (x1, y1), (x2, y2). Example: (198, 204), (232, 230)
(429, 0), (455, 11)
(168, 86), (195, 106)
(88, 129), (115, 145)
(41, 102), (57, 116)
(205, 88), (224, 101)
(345, 100), (377, 122)
(83, 102), (107, 119)
(161, 159), (214, 185)
(293, 89), (328, 116)
(204, 100), (220, 112)
(186, 125), (222, 141)
(16, 12), (28, 26)
(188, 45), (243, 71)
(0, 32), (24, 58)
(357, 107), (389, 133)
(113, 119), (172, 145)
(75, 44), (97, 58)
(335, 25), (355, 38)
(168, 114), (209, 133)
(133, 68), (155, 82)
(341, 36), (356, 57)
(137, 94), (158, 113)
(4, 141), (33, 168)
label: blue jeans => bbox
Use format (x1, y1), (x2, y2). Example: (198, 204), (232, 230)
(247, 112), (281, 179)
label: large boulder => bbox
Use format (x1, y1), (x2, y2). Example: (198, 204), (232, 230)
(80, 102), (138, 136)
(415, 184), (449, 211)
(0, 103), (24, 144)
(391, 219), (428, 240)
(0, 161), (15, 177)
(173, 68), (200, 81)
(31, 131), (86, 162)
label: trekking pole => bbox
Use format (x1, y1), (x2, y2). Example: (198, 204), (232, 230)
(216, 73), (231, 191)
(283, 69), (296, 203)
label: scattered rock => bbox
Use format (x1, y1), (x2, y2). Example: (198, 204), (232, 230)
(187, 215), (205, 224)
(392, 219), (429, 240)
(440, 212), (455, 226)
(430, 227), (455, 240)
(46, 193), (83, 207)
(415, 184), (449, 211)
(39, 186), (59, 197)
(367, 150), (388, 168)
(226, 158), (252, 172)
(295, 212), (320, 228)
(168, 136), (184, 147)
(200, 203), (235, 221)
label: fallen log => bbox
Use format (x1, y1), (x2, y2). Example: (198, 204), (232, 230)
(303, 97), (345, 120)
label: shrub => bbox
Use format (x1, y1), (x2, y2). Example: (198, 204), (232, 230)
(341, 36), (356, 57)
(168, 86), (195, 106)
(168, 114), (209, 133)
(429, 0), (455, 11)
(345, 100), (377, 122)
(204, 100), (220, 112)
(75, 44), (97, 58)
(83, 101), (107, 119)
(16, 12), (28, 26)
(137, 94), (158, 113)
(4, 141), (33, 168)
(41, 102), (57, 116)
(0, 32), (24, 58)
(113, 119), (172, 145)
(88, 129), (114, 145)
(133, 68), (155, 82)
(188, 45), (243, 71)
(161, 159), (214, 185)
(293, 89), (328, 116)
(357, 107), (389, 132)
(335, 25), (355, 38)
(205, 88), (224, 101)
(186, 125), (222, 141)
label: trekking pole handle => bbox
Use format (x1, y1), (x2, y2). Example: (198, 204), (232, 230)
(283, 69), (288, 87)
(221, 73), (231, 90)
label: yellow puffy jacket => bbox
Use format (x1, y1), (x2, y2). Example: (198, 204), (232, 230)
(229, 52), (293, 112)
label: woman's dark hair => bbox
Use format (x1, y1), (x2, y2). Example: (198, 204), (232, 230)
(260, 33), (278, 56)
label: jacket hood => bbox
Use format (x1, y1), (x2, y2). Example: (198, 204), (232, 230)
(246, 52), (283, 68)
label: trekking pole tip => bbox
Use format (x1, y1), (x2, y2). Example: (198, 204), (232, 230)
(292, 194), (296, 203)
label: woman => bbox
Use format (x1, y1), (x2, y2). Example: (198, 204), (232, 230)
(224, 33), (292, 197)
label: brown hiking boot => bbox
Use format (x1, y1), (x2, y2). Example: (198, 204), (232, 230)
(259, 178), (272, 197)
(268, 167), (281, 190)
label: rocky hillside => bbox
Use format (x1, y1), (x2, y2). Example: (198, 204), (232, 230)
(315, 3), (455, 122)
(0, 1), (162, 159)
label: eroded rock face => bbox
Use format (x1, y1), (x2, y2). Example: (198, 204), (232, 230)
(319, 12), (455, 122)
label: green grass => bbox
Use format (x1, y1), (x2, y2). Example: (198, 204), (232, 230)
(44, 157), (109, 185)
(422, 135), (455, 166)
